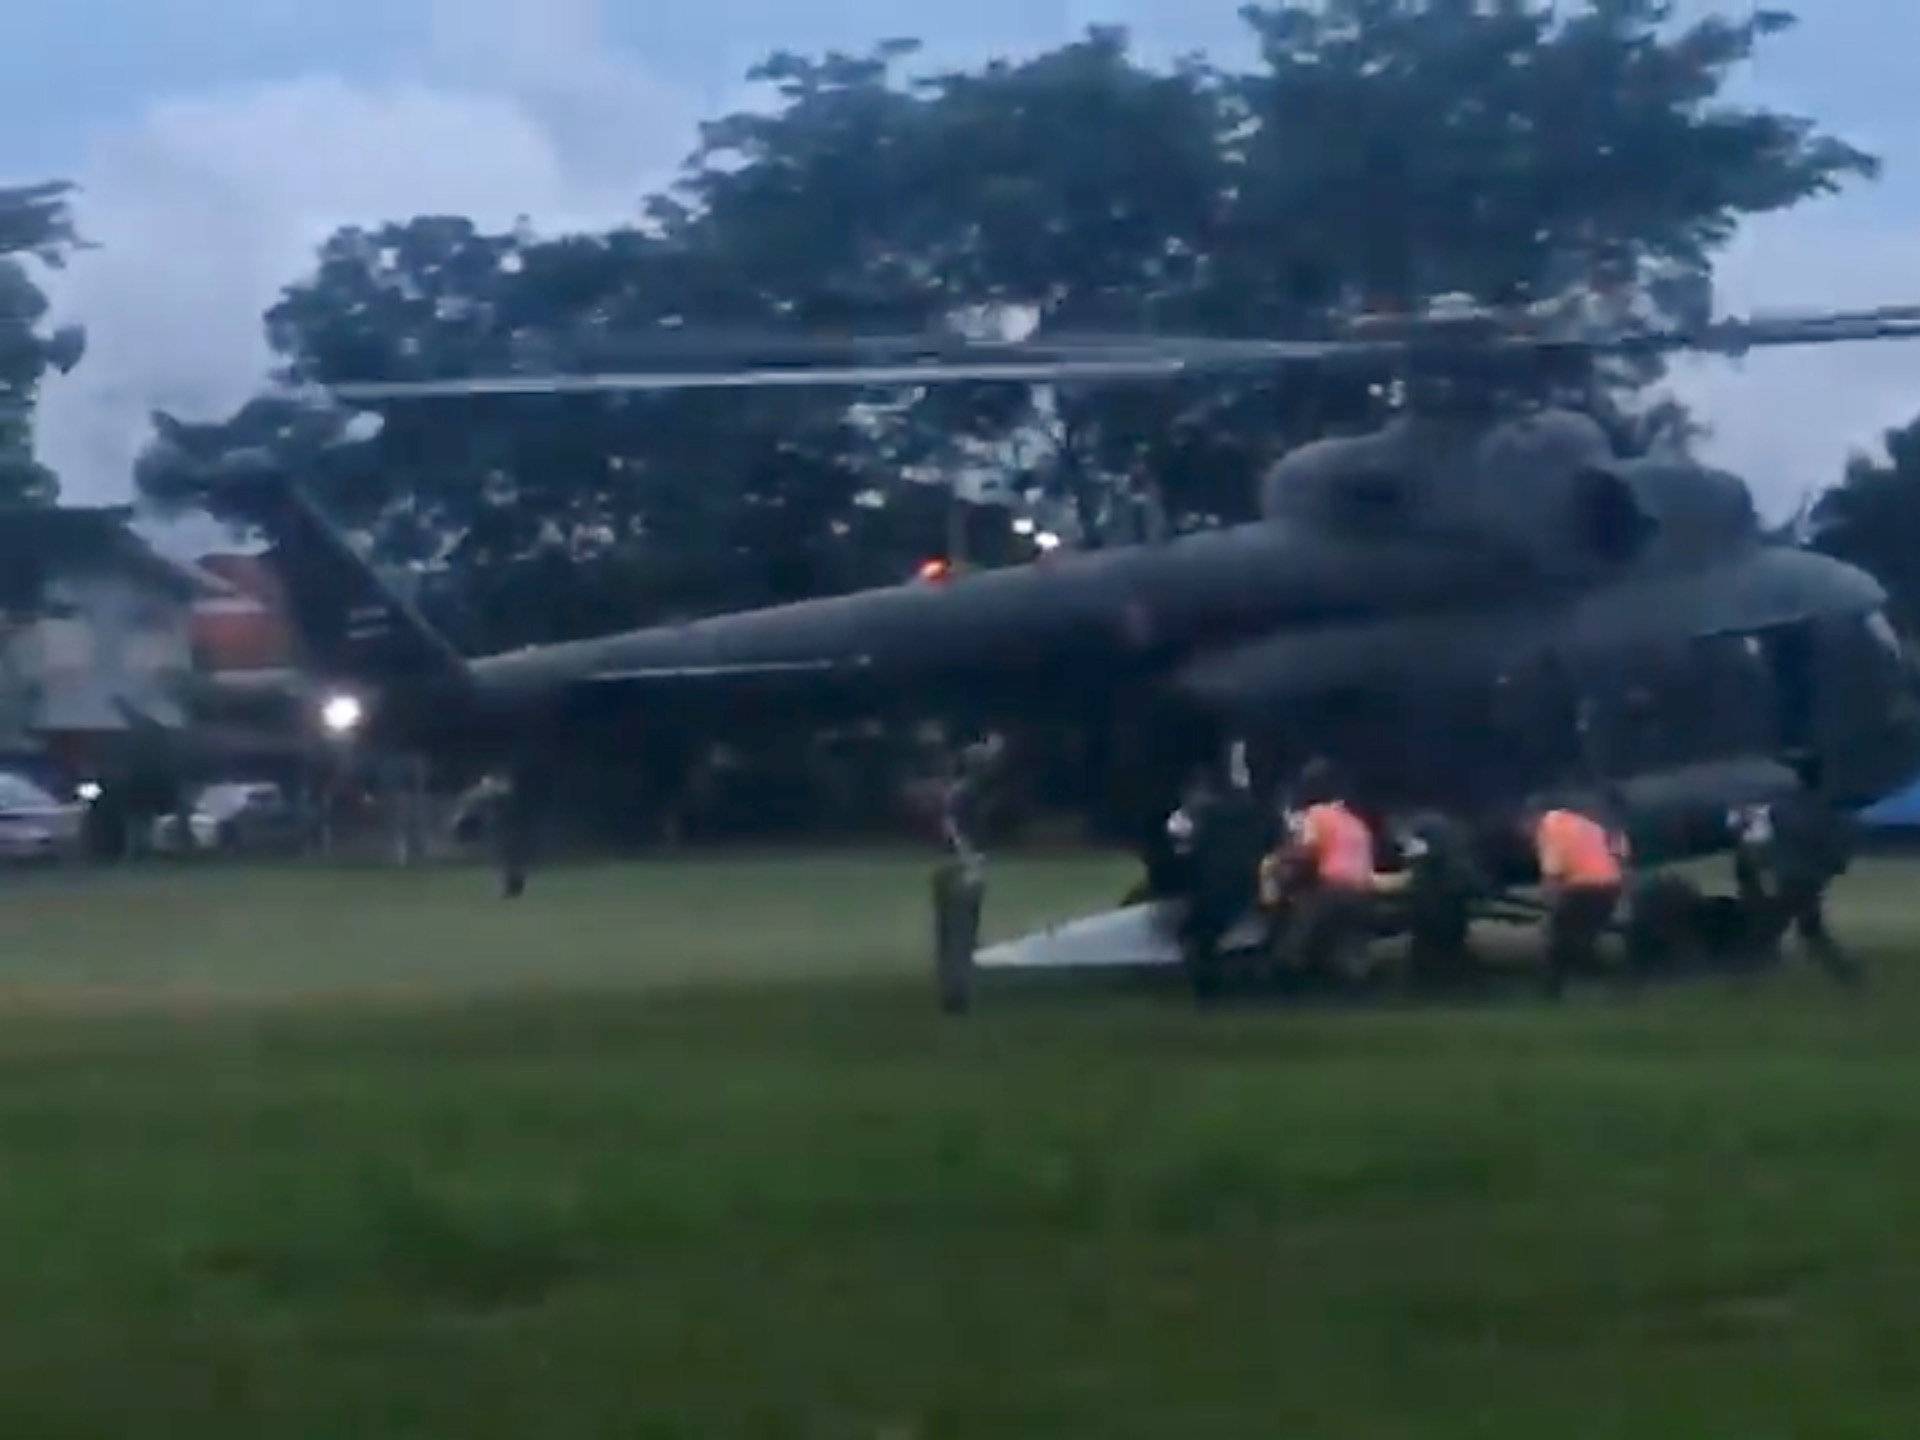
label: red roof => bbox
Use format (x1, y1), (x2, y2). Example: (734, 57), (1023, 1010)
(197, 554), (286, 606)
(192, 554), (294, 673)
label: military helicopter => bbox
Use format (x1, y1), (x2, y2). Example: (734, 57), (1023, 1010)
(179, 292), (1920, 900)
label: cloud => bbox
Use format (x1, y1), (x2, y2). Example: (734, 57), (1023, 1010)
(34, 0), (1920, 528)
(1657, 0), (1920, 515)
(426, 0), (703, 195)
(36, 0), (697, 507)
(1674, 197), (1920, 518)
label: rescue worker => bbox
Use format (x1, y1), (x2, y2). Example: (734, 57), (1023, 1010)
(1178, 752), (1267, 1001)
(1732, 754), (1860, 986)
(1529, 796), (1627, 998)
(1275, 759), (1379, 985)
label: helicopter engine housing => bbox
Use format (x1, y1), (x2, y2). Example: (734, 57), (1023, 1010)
(1259, 409), (1716, 577)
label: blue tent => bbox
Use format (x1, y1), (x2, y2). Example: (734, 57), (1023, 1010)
(1861, 776), (1920, 830)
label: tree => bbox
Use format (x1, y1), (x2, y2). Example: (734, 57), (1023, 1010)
(662, 34), (1247, 535)
(0, 181), (86, 506)
(143, 214), (951, 649)
(143, 6), (1877, 651)
(1815, 416), (1920, 637)
(1224, 1), (1874, 319)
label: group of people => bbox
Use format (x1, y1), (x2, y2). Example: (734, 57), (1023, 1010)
(1164, 752), (1858, 1002)
(929, 730), (1858, 1003)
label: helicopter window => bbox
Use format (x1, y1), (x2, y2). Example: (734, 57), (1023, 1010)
(1759, 625), (1818, 753)
(1690, 633), (1773, 754)
(1329, 472), (1411, 526)
(1867, 610), (1904, 665)
(1487, 653), (1584, 782)
(1575, 470), (1654, 564)
(1580, 645), (1696, 774)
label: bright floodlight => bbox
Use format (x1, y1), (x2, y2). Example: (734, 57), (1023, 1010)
(1012, 516), (1038, 537)
(1033, 530), (1064, 553)
(321, 693), (366, 737)
(76, 781), (103, 803)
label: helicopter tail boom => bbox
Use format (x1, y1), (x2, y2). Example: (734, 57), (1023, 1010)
(217, 475), (470, 700)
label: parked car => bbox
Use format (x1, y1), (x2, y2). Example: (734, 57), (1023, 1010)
(0, 772), (86, 863)
(152, 782), (305, 855)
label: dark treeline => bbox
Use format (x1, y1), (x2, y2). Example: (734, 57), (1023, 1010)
(126, 2), (1887, 656)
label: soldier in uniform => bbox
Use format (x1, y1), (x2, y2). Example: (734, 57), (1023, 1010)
(1178, 746), (1268, 1002)
(492, 771), (534, 900)
(941, 737), (1005, 865)
(933, 737), (1003, 1014)
(1732, 755), (1861, 986)
(1395, 811), (1486, 986)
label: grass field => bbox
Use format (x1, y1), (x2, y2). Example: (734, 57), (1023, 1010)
(1, 851), (1919, 1437)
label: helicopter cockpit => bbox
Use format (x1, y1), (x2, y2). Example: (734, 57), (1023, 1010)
(1613, 459), (1759, 560)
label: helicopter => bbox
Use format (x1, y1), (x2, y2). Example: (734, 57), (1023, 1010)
(171, 293), (1920, 906)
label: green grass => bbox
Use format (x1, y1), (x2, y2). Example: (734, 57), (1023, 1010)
(1, 852), (1919, 1436)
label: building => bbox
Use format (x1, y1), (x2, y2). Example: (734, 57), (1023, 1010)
(191, 552), (296, 682)
(0, 506), (214, 783)
(183, 551), (316, 779)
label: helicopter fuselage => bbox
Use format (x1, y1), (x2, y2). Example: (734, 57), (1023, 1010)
(253, 405), (1919, 866)
(383, 520), (1911, 870)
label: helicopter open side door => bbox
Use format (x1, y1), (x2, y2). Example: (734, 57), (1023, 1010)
(1757, 623), (1818, 756)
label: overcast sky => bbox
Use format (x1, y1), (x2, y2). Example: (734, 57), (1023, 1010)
(5, 0), (1917, 518)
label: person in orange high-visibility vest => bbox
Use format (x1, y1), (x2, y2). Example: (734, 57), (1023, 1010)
(1530, 798), (1628, 998)
(1278, 759), (1378, 983)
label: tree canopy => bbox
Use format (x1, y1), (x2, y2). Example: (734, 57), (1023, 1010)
(138, 2), (1877, 652)
(0, 181), (85, 507)
(1815, 416), (1920, 638)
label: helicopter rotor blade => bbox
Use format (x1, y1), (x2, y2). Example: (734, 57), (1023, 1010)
(332, 357), (1191, 400)
(1677, 305), (1920, 357)
(326, 336), (1380, 402)
(321, 303), (1920, 405)
(1510, 304), (1920, 360)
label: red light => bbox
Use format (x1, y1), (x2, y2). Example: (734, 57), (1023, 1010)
(917, 558), (953, 583)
